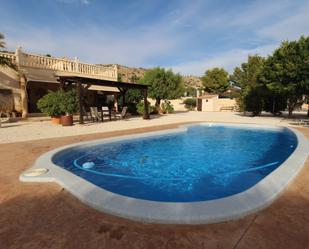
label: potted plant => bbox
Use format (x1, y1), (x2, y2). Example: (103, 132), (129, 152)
(59, 90), (78, 126)
(37, 91), (62, 124)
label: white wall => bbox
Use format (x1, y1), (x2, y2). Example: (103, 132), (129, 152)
(202, 97), (236, 112)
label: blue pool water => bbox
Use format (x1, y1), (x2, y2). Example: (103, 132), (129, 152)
(52, 125), (297, 202)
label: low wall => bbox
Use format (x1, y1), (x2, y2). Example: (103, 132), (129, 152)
(148, 98), (189, 112)
(201, 97), (236, 112)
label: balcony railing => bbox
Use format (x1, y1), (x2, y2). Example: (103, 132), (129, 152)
(0, 52), (16, 64)
(0, 50), (117, 80)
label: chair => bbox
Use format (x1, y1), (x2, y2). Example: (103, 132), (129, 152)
(101, 106), (111, 121)
(0, 112), (10, 128)
(90, 107), (102, 122)
(114, 106), (128, 120)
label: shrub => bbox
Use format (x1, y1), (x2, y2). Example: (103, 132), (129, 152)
(59, 90), (78, 115)
(126, 103), (138, 115)
(150, 105), (157, 114)
(183, 98), (197, 110)
(117, 89), (144, 115)
(37, 90), (62, 116)
(37, 90), (78, 116)
(136, 102), (157, 115)
(161, 100), (174, 113)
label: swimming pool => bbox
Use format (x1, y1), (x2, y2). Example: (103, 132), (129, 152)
(20, 123), (309, 224)
(53, 124), (296, 202)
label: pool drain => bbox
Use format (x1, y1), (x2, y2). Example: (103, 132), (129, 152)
(23, 168), (49, 177)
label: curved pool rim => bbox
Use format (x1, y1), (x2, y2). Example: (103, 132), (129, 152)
(20, 123), (309, 224)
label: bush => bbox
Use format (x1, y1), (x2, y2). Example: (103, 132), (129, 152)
(150, 105), (157, 114)
(126, 103), (138, 115)
(183, 98), (197, 110)
(136, 102), (157, 115)
(161, 100), (174, 113)
(117, 89), (144, 115)
(37, 90), (78, 116)
(59, 90), (78, 115)
(37, 90), (62, 116)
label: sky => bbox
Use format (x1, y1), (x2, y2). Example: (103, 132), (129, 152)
(0, 0), (309, 76)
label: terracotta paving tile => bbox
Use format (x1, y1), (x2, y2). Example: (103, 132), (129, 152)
(0, 123), (308, 249)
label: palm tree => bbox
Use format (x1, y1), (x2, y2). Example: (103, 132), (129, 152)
(0, 33), (13, 67)
(0, 33), (6, 48)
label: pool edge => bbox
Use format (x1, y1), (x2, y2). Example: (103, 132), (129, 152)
(19, 123), (309, 224)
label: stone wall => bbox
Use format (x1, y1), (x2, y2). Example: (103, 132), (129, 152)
(0, 65), (21, 112)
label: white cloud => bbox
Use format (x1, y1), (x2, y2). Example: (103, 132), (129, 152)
(171, 44), (277, 76)
(258, 3), (309, 41)
(171, 0), (309, 76)
(229, 0), (291, 27)
(2, 0), (309, 76)
(4, 25), (178, 67)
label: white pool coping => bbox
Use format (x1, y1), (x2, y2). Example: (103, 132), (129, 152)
(20, 123), (309, 224)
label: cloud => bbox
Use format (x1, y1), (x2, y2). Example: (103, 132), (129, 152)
(171, 0), (309, 76)
(4, 24), (178, 67)
(258, 2), (309, 41)
(2, 0), (309, 77)
(229, 0), (291, 27)
(171, 44), (277, 76)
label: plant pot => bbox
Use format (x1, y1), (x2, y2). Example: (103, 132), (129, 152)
(60, 115), (73, 126)
(51, 116), (61, 125)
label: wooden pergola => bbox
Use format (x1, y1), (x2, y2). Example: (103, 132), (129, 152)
(57, 75), (150, 124)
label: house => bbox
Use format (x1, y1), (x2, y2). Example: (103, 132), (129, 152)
(197, 94), (237, 112)
(0, 47), (122, 117)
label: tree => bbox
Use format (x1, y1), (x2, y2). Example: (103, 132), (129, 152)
(202, 68), (229, 93)
(129, 73), (140, 83)
(0, 33), (5, 48)
(118, 73), (144, 114)
(117, 73), (125, 82)
(184, 86), (197, 97)
(260, 37), (309, 117)
(230, 55), (266, 115)
(139, 67), (184, 110)
(0, 33), (13, 67)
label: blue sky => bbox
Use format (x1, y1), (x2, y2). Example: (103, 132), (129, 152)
(0, 0), (309, 75)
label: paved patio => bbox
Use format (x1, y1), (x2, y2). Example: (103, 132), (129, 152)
(0, 111), (290, 144)
(0, 116), (308, 248)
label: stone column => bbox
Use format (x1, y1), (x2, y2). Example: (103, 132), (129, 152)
(20, 75), (28, 118)
(74, 57), (79, 72)
(15, 46), (23, 66)
(114, 65), (118, 81)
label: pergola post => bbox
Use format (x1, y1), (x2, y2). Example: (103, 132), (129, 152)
(20, 75), (28, 118)
(143, 88), (150, 119)
(59, 79), (65, 90)
(122, 89), (127, 109)
(76, 82), (84, 124)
